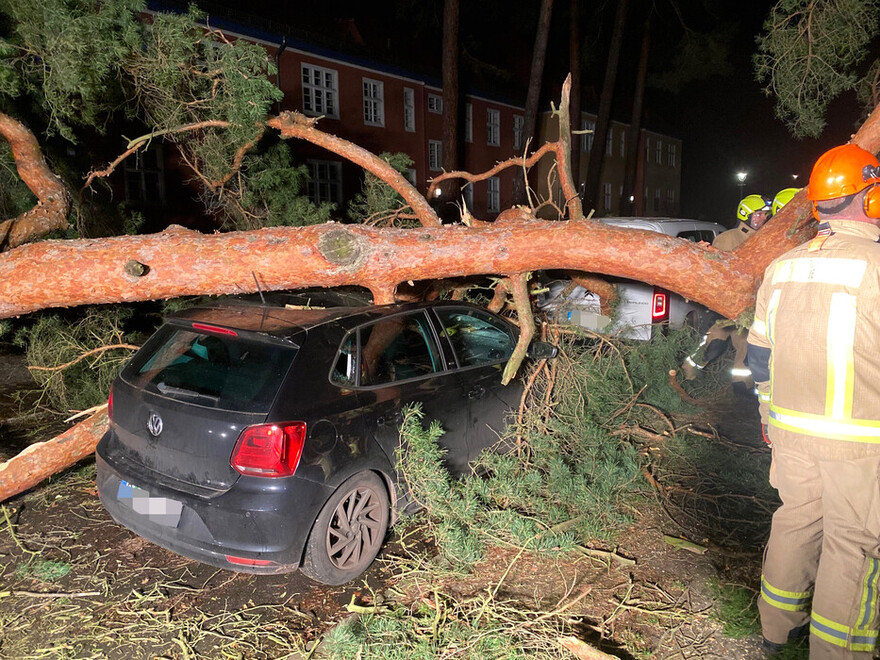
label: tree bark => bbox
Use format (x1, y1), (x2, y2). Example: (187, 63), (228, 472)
(515, 0), (554, 204)
(0, 113), (69, 250)
(621, 20), (650, 216)
(440, 0), (461, 212)
(583, 0), (630, 214)
(0, 410), (108, 503)
(568, 0), (582, 188)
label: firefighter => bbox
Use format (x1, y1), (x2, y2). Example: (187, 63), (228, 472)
(680, 194), (771, 382)
(772, 187), (801, 215)
(747, 144), (880, 658)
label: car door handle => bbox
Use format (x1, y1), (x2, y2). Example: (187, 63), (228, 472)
(467, 386), (486, 399)
(377, 412), (403, 426)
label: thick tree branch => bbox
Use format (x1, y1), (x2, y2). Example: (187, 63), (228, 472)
(502, 273), (535, 385)
(0, 113), (69, 251)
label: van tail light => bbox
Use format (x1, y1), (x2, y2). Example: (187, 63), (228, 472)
(107, 385), (114, 423)
(651, 288), (669, 323)
(225, 554), (274, 567)
(231, 422), (307, 477)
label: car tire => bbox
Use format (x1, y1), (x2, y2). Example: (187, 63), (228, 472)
(300, 471), (390, 585)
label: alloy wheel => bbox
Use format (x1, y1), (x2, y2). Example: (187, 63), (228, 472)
(325, 486), (384, 570)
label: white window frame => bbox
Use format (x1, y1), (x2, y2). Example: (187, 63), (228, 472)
(362, 77), (384, 127)
(301, 63), (338, 119)
(619, 131), (626, 158)
(403, 87), (415, 132)
(307, 160), (342, 205)
(655, 139), (663, 164)
(583, 120), (595, 152)
(124, 143), (166, 205)
(603, 182), (612, 211)
(428, 140), (442, 171)
(487, 176), (500, 212)
(487, 108), (500, 147)
(465, 103), (473, 143)
(513, 115), (524, 151)
(428, 94), (443, 114)
(668, 143), (677, 167)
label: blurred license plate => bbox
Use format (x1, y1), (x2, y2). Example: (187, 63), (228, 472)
(117, 480), (183, 528)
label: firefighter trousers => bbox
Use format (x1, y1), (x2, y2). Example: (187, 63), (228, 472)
(760, 445), (880, 658)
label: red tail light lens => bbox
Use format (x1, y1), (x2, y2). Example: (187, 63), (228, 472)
(107, 385), (114, 422)
(651, 289), (669, 322)
(225, 555), (273, 567)
(192, 322), (238, 337)
(231, 422), (307, 477)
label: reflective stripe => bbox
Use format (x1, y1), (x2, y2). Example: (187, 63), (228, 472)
(772, 257), (867, 288)
(769, 405), (880, 442)
(730, 368), (752, 377)
(826, 293), (857, 419)
(760, 576), (811, 612)
(859, 557), (880, 629)
(810, 611), (879, 651)
(751, 318), (767, 337)
(685, 356), (702, 368)
(766, 289), (782, 346)
(758, 392), (770, 403)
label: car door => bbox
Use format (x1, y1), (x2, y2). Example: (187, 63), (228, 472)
(431, 306), (524, 462)
(349, 310), (473, 477)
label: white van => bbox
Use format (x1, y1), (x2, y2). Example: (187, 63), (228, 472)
(536, 217), (726, 340)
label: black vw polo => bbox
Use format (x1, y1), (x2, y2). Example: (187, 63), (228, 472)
(96, 300), (555, 585)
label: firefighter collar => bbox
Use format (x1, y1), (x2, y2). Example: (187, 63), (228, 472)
(826, 219), (880, 242)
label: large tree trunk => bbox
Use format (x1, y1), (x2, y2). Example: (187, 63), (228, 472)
(621, 20), (650, 216)
(568, 0), (582, 188)
(583, 0), (629, 214)
(440, 0), (461, 216)
(0, 113), (70, 250)
(515, 0), (554, 204)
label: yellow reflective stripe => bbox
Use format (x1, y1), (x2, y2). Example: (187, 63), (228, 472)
(858, 557), (880, 629)
(810, 625), (848, 648)
(751, 318), (767, 337)
(811, 611), (880, 651)
(826, 293), (857, 419)
(772, 257), (867, 287)
(769, 405), (880, 442)
(766, 289), (781, 346)
(758, 392), (770, 403)
(761, 576), (811, 600)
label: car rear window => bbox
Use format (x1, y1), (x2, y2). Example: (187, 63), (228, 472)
(123, 324), (297, 413)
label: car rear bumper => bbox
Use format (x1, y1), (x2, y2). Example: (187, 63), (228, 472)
(96, 439), (329, 575)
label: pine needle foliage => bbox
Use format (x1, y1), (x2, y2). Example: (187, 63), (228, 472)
(15, 306), (140, 412)
(396, 329), (705, 571)
(348, 152), (415, 226)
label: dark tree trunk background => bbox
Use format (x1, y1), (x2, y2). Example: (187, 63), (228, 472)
(621, 19), (650, 216)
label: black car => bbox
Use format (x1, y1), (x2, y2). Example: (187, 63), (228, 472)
(96, 300), (556, 585)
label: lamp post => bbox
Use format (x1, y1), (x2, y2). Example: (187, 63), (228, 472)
(736, 171), (747, 197)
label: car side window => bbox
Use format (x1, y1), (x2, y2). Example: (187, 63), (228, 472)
(331, 333), (358, 386)
(435, 308), (515, 368)
(676, 230), (715, 242)
(337, 312), (441, 387)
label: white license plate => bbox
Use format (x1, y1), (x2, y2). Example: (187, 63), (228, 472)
(117, 480), (183, 528)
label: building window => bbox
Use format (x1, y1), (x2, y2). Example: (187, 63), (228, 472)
(654, 188), (661, 212)
(302, 64), (338, 118)
(463, 183), (474, 210)
(487, 176), (500, 212)
(603, 182), (612, 211)
(362, 78), (384, 127)
(667, 189), (675, 209)
(583, 120), (595, 152)
(645, 137), (651, 163)
(428, 140), (442, 171)
(405, 168), (417, 186)
(513, 115), (524, 151)
(655, 139), (663, 164)
(619, 131), (626, 158)
(428, 94), (443, 114)
(307, 160), (342, 205)
(125, 144), (165, 205)
(605, 128), (613, 155)
(487, 108), (500, 146)
(403, 87), (415, 132)
(667, 143), (677, 167)
(465, 103), (473, 143)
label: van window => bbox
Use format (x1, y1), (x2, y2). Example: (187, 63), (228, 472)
(677, 230), (716, 243)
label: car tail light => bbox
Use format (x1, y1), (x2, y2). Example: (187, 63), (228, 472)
(107, 385), (114, 422)
(651, 289), (669, 323)
(225, 554), (274, 567)
(192, 322), (237, 337)
(230, 422), (307, 477)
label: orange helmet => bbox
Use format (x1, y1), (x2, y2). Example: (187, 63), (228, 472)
(808, 144), (880, 201)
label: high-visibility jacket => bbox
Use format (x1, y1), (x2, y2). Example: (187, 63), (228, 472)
(747, 219), (880, 459)
(713, 224), (754, 251)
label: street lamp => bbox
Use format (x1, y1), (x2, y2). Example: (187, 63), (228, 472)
(736, 171), (747, 197)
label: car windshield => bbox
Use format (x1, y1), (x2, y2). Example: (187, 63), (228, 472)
(124, 324), (297, 413)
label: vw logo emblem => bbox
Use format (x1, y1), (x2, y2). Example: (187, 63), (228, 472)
(147, 413), (163, 437)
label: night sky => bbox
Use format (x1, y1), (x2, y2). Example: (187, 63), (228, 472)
(202, 0), (868, 225)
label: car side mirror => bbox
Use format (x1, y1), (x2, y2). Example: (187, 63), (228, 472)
(527, 341), (558, 360)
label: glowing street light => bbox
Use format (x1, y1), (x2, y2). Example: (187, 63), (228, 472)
(736, 171), (748, 196)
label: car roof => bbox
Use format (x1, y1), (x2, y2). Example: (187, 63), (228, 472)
(600, 217), (725, 233)
(170, 300), (482, 340)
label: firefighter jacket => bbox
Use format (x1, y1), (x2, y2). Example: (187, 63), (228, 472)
(746, 219), (880, 460)
(712, 224), (753, 251)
